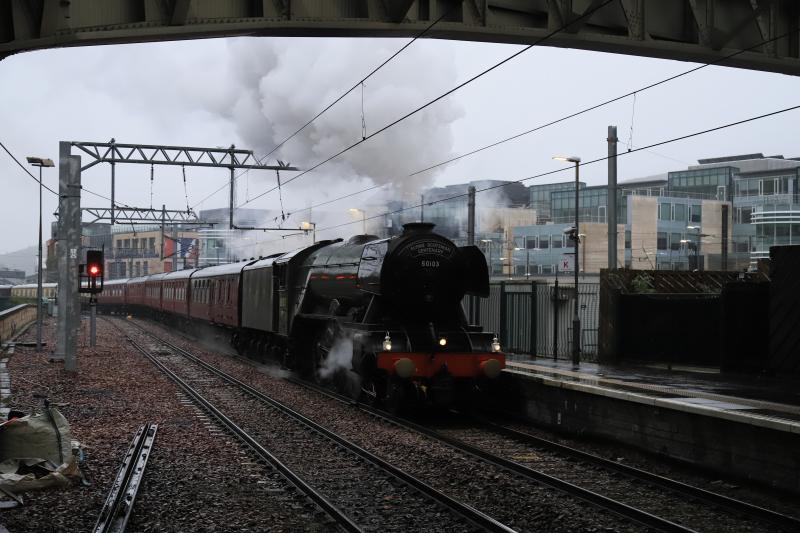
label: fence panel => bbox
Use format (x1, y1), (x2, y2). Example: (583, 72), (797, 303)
(466, 281), (600, 362)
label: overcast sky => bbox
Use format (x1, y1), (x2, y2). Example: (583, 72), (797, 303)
(1, 35), (798, 257)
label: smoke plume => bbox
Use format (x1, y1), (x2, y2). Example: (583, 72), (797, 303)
(220, 38), (464, 199)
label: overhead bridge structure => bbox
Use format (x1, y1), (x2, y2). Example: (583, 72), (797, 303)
(0, 1), (798, 75)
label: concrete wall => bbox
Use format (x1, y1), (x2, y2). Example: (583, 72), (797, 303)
(501, 209), (538, 274)
(628, 196), (658, 269)
(700, 200), (732, 270)
(497, 371), (800, 494)
(0, 305), (35, 344)
(581, 223), (626, 273)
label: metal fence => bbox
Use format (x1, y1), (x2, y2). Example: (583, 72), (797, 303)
(465, 280), (600, 362)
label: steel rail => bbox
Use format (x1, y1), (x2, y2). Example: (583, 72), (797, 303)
(120, 336), (363, 533)
(290, 379), (697, 533)
(92, 422), (158, 533)
(468, 414), (800, 532)
(122, 321), (513, 533)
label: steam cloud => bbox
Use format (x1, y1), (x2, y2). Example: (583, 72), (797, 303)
(220, 39), (464, 200)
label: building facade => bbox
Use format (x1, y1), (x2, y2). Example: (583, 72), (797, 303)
(106, 225), (198, 279)
(504, 153), (799, 275)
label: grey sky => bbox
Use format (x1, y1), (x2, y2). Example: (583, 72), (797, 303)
(1, 36), (798, 256)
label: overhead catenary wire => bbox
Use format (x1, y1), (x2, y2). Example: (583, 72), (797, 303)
(221, 102), (800, 254)
(311, 103), (800, 235)
(190, 6), (459, 210)
(240, 0), (616, 208)
(1, 138), (129, 208)
(270, 27), (800, 219)
(0, 140), (59, 195)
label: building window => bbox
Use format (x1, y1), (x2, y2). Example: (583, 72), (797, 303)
(690, 205), (701, 223)
(657, 232), (667, 250)
(625, 230), (631, 249)
(539, 236), (550, 249)
(673, 203), (686, 222)
(551, 236), (562, 249)
(659, 203), (671, 221)
(670, 233), (682, 251)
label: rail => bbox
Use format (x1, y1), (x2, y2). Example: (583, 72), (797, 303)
(92, 422), (158, 533)
(290, 379), (706, 533)
(120, 334), (363, 533)
(128, 323), (514, 533)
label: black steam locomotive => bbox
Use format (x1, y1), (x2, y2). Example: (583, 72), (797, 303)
(98, 223), (505, 407)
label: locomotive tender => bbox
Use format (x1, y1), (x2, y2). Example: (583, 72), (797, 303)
(98, 223), (505, 406)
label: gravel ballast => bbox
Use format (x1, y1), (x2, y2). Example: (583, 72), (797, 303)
(2, 316), (336, 532)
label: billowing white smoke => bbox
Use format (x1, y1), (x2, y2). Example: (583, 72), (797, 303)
(318, 334), (354, 380)
(222, 38), (464, 200)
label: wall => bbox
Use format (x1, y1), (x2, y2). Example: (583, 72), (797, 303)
(580, 222), (626, 273)
(496, 371), (800, 494)
(700, 200), (732, 270)
(628, 196), (658, 269)
(0, 305), (35, 344)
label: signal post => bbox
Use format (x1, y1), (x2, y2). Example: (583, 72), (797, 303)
(83, 250), (104, 347)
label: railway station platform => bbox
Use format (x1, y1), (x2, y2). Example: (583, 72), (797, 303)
(499, 358), (800, 494)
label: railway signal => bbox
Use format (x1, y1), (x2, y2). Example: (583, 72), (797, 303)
(84, 250), (104, 294)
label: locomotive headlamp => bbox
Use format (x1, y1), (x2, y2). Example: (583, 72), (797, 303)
(491, 336), (501, 352)
(438, 337), (447, 347)
(382, 332), (392, 352)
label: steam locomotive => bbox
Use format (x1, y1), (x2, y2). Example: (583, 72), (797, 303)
(97, 223), (505, 407)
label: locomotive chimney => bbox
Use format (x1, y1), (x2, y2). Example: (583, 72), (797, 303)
(401, 222), (436, 236)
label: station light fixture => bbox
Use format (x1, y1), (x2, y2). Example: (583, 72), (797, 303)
(491, 336), (501, 352)
(553, 155), (581, 163)
(382, 332), (392, 351)
(438, 337), (447, 347)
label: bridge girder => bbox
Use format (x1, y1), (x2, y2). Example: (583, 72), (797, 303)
(0, 1), (798, 75)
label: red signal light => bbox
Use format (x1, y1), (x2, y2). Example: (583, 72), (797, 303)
(89, 265), (100, 276)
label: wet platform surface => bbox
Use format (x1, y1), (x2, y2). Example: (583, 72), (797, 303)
(505, 358), (800, 433)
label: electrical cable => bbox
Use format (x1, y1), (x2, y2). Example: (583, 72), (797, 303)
(190, 5), (459, 210)
(270, 27), (800, 219)
(240, 0), (616, 208)
(310, 103), (800, 234)
(221, 102), (799, 254)
(182, 165), (192, 214)
(1, 138), (127, 210)
(0, 140), (59, 195)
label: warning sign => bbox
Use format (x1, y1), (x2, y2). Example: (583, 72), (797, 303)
(559, 255), (574, 273)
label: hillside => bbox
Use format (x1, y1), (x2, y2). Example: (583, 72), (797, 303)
(0, 245), (37, 277)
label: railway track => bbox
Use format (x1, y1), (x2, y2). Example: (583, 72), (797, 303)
(113, 318), (513, 533)
(293, 379), (800, 533)
(92, 422), (158, 533)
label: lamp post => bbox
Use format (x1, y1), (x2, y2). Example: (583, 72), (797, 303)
(499, 256), (508, 278)
(26, 156), (54, 353)
(514, 246), (531, 279)
(301, 221), (316, 243)
(481, 239), (493, 277)
(554, 155), (582, 367)
(348, 208), (366, 234)
(687, 225), (703, 271)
